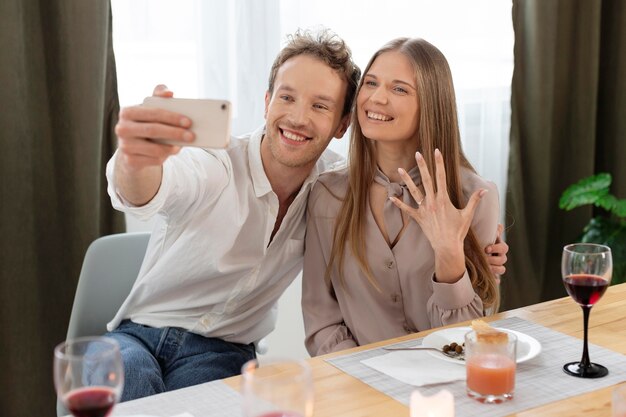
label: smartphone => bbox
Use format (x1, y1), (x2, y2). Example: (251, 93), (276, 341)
(142, 97), (231, 148)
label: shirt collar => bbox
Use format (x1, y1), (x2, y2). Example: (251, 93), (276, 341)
(248, 125), (273, 198)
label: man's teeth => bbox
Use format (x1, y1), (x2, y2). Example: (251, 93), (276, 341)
(283, 130), (308, 141)
(367, 111), (392, 121)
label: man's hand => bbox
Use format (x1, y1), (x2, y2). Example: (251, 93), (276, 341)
(114, 85), (195, 206)
(116, 85), (195, 171)
(486, 223), (508, 279)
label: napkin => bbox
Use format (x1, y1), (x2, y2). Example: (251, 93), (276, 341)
(361, 350), (466, 387)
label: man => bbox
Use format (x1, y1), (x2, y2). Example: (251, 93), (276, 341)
(106, 29), (508, 401)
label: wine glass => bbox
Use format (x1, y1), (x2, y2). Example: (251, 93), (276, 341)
(241, 358), (313, 417)
(561, 243), (612, 378)
(54, 336), (124, 417)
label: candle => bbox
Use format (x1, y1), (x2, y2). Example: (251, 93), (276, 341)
(614, 384), (626, 417)
(410, 389), (454, 417)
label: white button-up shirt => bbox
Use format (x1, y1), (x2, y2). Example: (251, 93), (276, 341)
(106, 126), (342, 344)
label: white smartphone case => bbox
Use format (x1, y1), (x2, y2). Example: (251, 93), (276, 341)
(142, 97), (231, 148)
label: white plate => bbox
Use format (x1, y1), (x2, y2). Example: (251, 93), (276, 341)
(421, 326), (542, 365)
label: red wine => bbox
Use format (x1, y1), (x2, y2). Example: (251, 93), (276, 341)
(563, 274), (609, 306)
(65, 387), (116, 417)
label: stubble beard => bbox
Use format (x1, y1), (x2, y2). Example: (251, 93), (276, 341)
(266, 127), (323, 169)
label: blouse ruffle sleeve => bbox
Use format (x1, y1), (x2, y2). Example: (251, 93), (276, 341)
(427, 272), (484, 327)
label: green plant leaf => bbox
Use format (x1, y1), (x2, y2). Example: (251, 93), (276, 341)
(596, 194), (617, 212)
(559, 173), (611, 210)
(595, 194), (626, 218)
(611, 198), (626, 218)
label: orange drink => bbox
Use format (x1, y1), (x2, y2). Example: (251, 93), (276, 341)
(465, 325), (517, 404)
(467, 354), (515, 395)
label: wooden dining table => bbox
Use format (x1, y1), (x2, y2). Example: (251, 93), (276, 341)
(224, 282), (626, 417)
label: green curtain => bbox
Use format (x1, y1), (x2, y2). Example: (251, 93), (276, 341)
(502, 0), (626, 310)
(0, 1), (124, 415)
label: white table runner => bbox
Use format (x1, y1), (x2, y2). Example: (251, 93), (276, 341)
(326, 316), (626, 417)
(111, 380), (242, 417)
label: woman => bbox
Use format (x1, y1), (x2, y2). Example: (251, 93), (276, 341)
(302, 38), (500, 356)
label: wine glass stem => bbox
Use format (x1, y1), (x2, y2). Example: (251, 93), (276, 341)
(580, 305), (592, 369)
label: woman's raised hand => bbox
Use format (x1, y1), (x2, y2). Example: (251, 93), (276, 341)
(390, 149), (487, 282)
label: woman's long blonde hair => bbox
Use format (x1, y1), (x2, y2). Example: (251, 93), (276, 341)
(325, 38), (500, 311)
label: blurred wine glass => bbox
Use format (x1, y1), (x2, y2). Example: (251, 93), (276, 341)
(561, 243), (612, 378)
(54, 336), (124, 417)
(241, 359), (313, 417)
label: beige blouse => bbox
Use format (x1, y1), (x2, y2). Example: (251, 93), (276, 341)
(302, 167), (499, 356)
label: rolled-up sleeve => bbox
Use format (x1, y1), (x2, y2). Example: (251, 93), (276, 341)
(106, 148), (230, 221)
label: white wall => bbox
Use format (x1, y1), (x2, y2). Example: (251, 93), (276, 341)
(261, 274), (308, 361)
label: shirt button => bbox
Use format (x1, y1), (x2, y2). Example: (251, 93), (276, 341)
(202, 318), (210, 326)
(385, 260), (395, 269)
(390, 294), (399, 303)
(403, 324), (412, 333)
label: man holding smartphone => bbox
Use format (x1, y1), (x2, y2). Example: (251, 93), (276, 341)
(106, 29), (508, 401)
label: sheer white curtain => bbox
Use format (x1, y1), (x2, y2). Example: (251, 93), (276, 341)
(112, 0), (280, 136)
(111, 0), (513, 360)
(280, 0), (513, 213)
(112, 0), (512, 214)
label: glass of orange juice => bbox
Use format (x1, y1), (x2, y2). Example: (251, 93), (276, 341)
(465, 330), (516, 404)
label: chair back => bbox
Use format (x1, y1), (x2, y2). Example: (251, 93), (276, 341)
(57, 232), (150, 416)
(66, 232), (151, 339)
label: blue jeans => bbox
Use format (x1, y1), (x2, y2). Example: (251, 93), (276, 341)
(106, 320), (256, 402)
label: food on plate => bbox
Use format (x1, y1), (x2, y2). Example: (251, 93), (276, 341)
(471, 319), (509, 344)
(442, 342), (464, 355)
